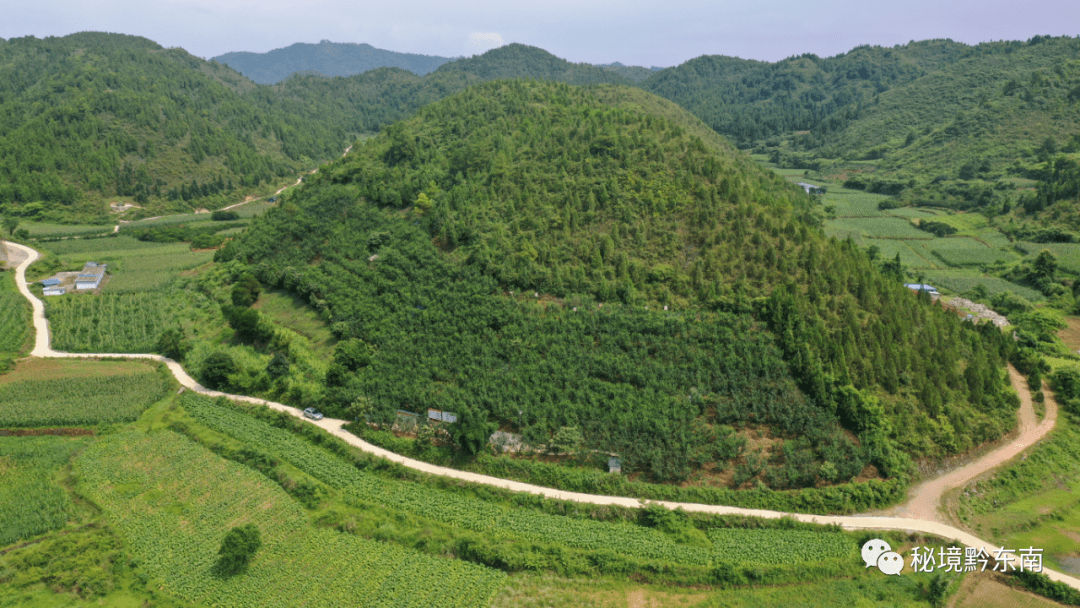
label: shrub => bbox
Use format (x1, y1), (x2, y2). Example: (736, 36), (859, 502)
(216, 524), (262, 575)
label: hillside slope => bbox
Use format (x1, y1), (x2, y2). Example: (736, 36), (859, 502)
(213, 40), (456, 84)
(0, 32), (362, 221)
(223, 81), (1016, 489)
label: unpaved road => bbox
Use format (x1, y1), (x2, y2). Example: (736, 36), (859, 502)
(878, 364), (1056, 522)
(6, 239), (1078, 591)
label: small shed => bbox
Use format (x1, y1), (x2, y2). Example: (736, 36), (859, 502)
(797, 182), (825, 195)
(41, 278), (61, 287)
(43, 286), (66, 296)
(608, 457), (621, 474)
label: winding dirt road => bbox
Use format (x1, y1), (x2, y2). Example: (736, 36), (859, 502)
(5, 238), (1077, 590)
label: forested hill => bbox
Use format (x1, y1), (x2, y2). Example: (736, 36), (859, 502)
(0, 32), (365, 222)
(213, 41), (456, 84)
(640, 39), (971, 146)
(223, 81), (1016, 489)
(433, 44), (636, 86)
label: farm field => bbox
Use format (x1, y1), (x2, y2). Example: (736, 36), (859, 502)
(0, 358), (159, 384)
(827, 217), (931, 240)
(179, 394), (725, 567)
(1017, 242), (1080, 275)
(20, 222), (113, 240)
(707, 528), (855, 565)
(46, 292), (182, 353)
(929, 236), (1018, 267)
(920, 271), (1045, 302)
(0, 272), (30, 364)
(951, 574), (1066, 608)
(491, 572), (933, 607)
(44, 240), (213, 292)
(0, 366), (168, 427)
(76, 430), (506, 608)
(0, 435), (87, 545)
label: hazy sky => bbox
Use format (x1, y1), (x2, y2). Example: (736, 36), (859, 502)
(4, 0), (1078, 67)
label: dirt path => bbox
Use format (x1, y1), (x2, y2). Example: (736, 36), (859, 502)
(876, 365), (1057, 522)
(6, 238), (1079, 592)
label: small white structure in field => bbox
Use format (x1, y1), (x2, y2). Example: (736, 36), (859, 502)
(43, 286), (65, 296)
(608, 457), (621, 473)
(75, 262), (107, 290)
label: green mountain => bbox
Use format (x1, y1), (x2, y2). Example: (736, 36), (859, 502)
(595, 62), (664, 83)
(433, 44), (636, 85)
(223, 80), (1015, 489)
(641, 39), (971, 146)
(213, 40), (457, 84)
(0, 32), (364, 222)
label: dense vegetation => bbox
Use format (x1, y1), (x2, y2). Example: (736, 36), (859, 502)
(223, 80), (1014, 487)
(213, 40), (456, 84)
(0, 32), (358, 220)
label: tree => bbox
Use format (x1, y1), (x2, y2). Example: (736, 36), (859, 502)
(156, 328), (190, 361)
(231, 273), (262, 307)
(1033, 249), (1058, 280)
(216, 524), (262, 576)
(1, 216), (17, 237)
(201, 351), (237, 390)
(266, 352), (290, 378)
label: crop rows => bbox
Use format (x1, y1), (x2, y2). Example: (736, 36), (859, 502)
(930, 237), (1016, 267)
(0, 436), (86, 545)
(181, 394), (710, 566)
(0, 372), (168, 427)
(47, 292), (177, 353)
(77, 431), (505, 608)
(1017, 242), (1080, 275)
(41, 235), (160, 255)
(708, 528), (855, 565)
(921, 272), (1046, 302)
(0, 275), (29, 356)
(829, 217), (932, 239)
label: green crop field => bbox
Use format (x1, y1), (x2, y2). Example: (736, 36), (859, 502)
(869, 239), (938, 269)
(47, 241), (213, 293)
(929, 237), (1018, 267)
(921, 271), (1046, 302)
(708, 529), (855, 565)
(40, 235), (161, 255)
(180, 394), (718, 566)
(1017, 242), (1080, 275)
(0, 272), (30, 360)
(46, 292), (181, 353)
(887, 207), (940, 218)
(0, 370), (168, 427)
(22, 222), (113, 239)
(117, 213), (217, 230)
(824, 189), (894, 218)
(0, 436), (87, 545)
(77, 430), (505, 608)
(827, 217), (931, 239)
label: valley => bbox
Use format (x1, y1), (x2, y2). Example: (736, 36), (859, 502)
(3, 30), (1080, 608)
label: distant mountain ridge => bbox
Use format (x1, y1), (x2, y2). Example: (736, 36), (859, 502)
(213, 40), (458, 84)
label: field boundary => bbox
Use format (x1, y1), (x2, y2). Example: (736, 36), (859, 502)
(5, 238), (1079, 591)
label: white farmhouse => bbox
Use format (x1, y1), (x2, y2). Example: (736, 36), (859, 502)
(75, 262), (107, 290)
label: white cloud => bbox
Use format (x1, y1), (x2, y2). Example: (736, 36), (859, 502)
(465, 32), (505, 55)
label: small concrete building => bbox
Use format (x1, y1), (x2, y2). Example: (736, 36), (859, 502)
(904, 283), (939, 295)
(43, 286), (65, 296)
(75, 262), (107, 290)
(41, 278), (61, 287)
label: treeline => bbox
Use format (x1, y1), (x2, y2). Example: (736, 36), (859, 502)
(222, 81), (1014, 486)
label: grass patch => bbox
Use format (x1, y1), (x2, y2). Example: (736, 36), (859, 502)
(828, 217), (931, 239)
(251, 291), (337, 359)
(930, 237), (1018, 267)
